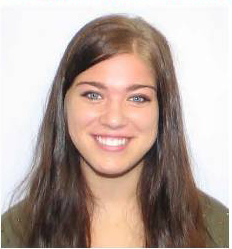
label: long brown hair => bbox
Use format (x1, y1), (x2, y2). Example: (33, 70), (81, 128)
(14, 14), (207, 247)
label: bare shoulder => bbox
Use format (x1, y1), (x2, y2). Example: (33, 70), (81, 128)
(1, 201), (27, 248)
(199, 191), (229, 248)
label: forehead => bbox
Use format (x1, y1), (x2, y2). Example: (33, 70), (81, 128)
(73, 53), (156, 91)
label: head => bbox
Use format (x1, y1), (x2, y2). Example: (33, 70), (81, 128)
(24, 14), (206, 247)
(52, 14), (180, 177)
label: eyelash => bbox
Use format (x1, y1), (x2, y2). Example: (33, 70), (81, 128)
(81, 91), (150, 103)
(81, 92), (102, 101)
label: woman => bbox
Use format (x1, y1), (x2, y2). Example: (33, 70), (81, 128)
(1, 14), (228, 247)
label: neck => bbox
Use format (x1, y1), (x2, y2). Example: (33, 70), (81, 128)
(80, 159), (143, 210)
(81, 159), (145, 247)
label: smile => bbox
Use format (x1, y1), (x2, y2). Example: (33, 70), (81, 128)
(93, 135), (131, 151)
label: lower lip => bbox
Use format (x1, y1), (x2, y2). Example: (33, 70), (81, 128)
(93, 136), (130, 152)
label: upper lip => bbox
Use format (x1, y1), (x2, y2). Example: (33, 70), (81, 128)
(93, 134), (133, 139)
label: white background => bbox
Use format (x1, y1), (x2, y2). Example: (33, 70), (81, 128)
(0, 0), (230, 213)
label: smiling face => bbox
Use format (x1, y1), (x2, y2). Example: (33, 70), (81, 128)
(65, 53), (159, 177)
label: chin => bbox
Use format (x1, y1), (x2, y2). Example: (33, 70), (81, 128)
(91, 168), (133, 178)
(97, 168), (128, 177)
(80, 153), (144, 178)
(88, 160), (142, 178)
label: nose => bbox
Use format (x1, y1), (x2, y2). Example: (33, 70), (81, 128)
(99, 99), (128, 129)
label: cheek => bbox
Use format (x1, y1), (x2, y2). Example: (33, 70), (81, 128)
(130, 105), (159, 133)
(66, 100), (98, 130)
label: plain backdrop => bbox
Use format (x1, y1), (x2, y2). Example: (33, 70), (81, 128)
(0, 0), (229, 213)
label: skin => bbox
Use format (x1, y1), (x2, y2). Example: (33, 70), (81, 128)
(65, 53), (159, 246)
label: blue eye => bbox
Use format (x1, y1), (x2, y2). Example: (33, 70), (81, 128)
(81, 91), (102, 101)
(129, 95), (150, 103)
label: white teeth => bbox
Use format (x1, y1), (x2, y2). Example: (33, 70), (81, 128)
(96, 136), (128, 146)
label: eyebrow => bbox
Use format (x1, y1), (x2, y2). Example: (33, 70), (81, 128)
(75, 81), (157, 92)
